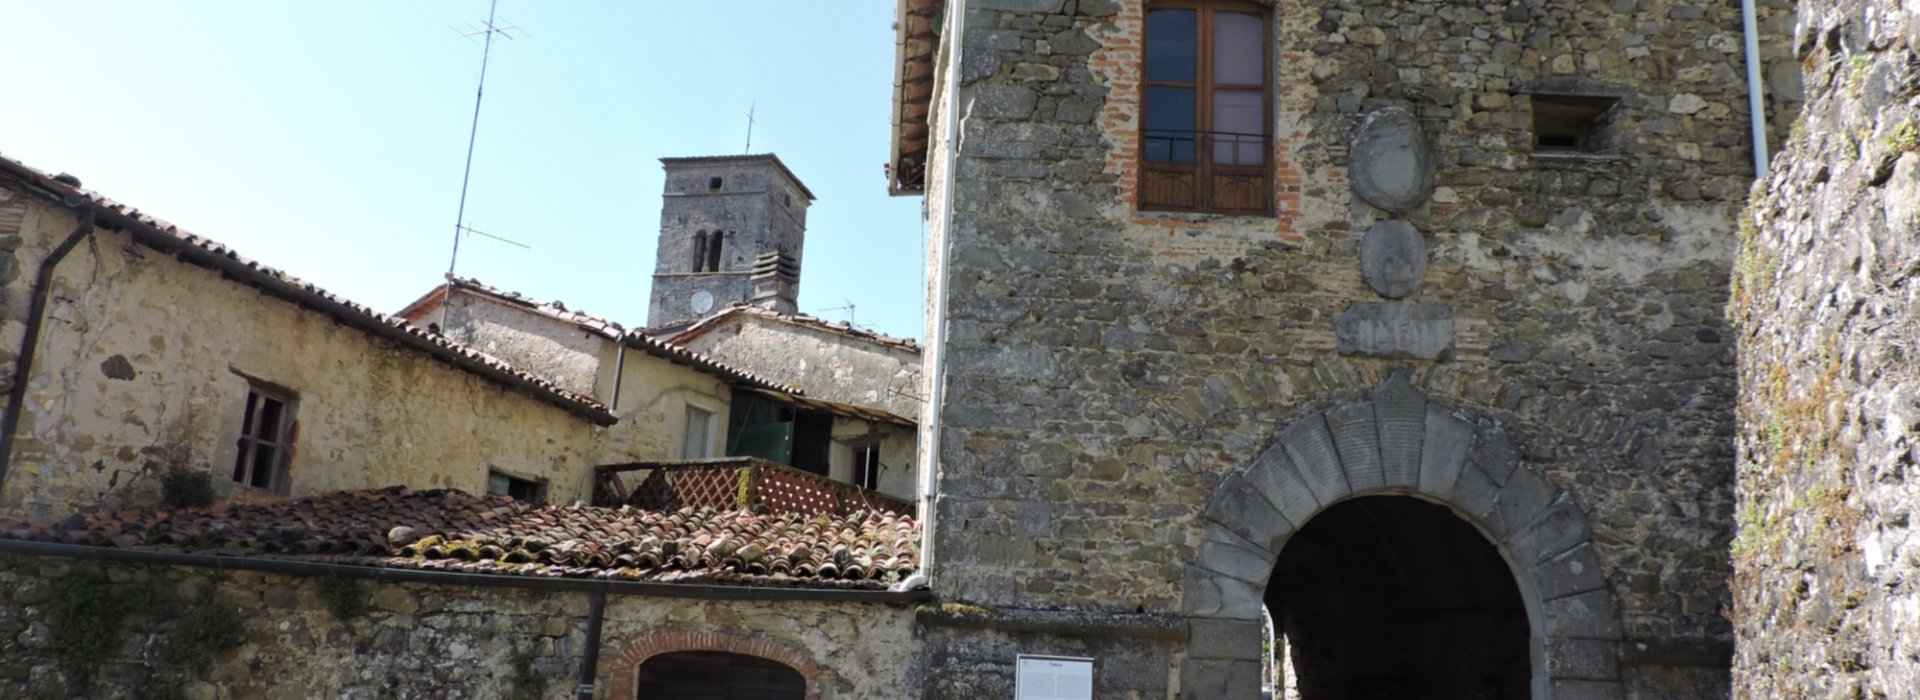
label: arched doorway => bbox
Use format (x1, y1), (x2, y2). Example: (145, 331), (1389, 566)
(634, 651), (807, 699)
(1180, 374), (1626, 699)
(1269, 496), (1530, 699)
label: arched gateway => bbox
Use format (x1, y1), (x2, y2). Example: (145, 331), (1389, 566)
(1181, 374), (1625, 699)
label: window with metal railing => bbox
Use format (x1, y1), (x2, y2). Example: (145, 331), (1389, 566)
(1140, 0), (1273, 215)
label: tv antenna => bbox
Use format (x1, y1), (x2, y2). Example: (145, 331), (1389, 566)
(819, 299), (857, 325)
(744, 101), (756, 154)
(439, 0), (528, 331)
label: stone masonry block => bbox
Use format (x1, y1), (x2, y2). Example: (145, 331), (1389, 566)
(1370, 373), (1427, 489)
(1180, 565), (1264, 621)
(1550, 679), (1626, 700)
(1243, 444), (1323, 527)
(1279, 416), (1351, 506)
(1507, 496), (1593, 566)
(1451, 461), (1510, 538)
(1419, 405), (1474, 499)
(1186, 618), (1263, 660)
(1203, 474), (1294, 553)
(1543, 589), (1624, 641)
(1179, 659), (1262, 700)
(1547, 636), (1621, 681)
(1195, 523), (1279, 588)
(1470, 426), (1520, 485)
(1497, 464), (1556, 532)
(1325, 402), (1386, 493)
(1532, 542), (1608, 602)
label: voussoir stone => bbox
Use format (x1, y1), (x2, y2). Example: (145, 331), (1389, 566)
(1350, 107), (1436, 213)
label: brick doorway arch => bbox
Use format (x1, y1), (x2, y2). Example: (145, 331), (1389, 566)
(601, 627), (827, 700)
(1180, 373), (1624, 699)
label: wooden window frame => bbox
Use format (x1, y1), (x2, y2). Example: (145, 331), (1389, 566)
(1139, 0), (1274, 216)
(486, 469), (548, 504)
(231, 383), (296, 495)
(682, 404), (715, 459)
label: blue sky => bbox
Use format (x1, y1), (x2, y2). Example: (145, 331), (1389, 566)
(0, 1), (927, 340)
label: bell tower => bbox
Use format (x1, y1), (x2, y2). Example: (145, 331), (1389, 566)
(646, 154), (813, 330)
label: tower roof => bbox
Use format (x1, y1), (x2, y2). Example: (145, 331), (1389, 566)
(658, 153), (817, 202)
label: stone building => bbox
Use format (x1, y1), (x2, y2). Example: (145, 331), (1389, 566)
(893, 0), (1797, 697)
(0, 155), (631, 518)
(401, 277), (921, 501)
(1731, 0), (1919, 696)
(647, 154), (815, 331)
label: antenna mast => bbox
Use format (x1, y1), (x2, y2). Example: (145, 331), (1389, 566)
(744, 101), (756, 154)
(439, 0), (524, 331)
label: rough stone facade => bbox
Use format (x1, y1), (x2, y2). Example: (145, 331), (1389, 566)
(914, 0), (1798, 696)
(1731, 1), (1920, 696)
(0, 552), (918, 699)
(0, 184), (621, 519)
(648, 155), (814, 329)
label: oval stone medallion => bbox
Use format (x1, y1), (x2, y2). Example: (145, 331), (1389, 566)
(1360, 219), (1428, 299)
(1350, 107), (1436, 213)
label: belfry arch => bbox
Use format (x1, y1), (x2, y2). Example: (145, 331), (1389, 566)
(1180, 374), (1625, 699)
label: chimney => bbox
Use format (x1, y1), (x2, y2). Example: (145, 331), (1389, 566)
(750, 252), (800, 314)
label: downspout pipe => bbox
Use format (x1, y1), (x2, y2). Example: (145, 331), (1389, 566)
(573, 589), (607, 700)
(0, 198), (96, 502)
(609, 337), (627, 414)
(1741, 0), (1770, 176)
(919, 0), (966, 579)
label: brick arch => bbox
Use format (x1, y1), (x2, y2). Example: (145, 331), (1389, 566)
(601, 626), (827, 700)
(1180, 372), (1623, 700)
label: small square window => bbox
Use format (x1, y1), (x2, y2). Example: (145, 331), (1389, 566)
(1530, 94), (1620, 153)
(232, 385), (296, 494)
(853, 443), (882, 492)
(486, 470), (546, 504)
(708, 176), (723, 191)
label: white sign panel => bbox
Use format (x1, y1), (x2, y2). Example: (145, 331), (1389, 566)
(1015, 655), (1094, 700)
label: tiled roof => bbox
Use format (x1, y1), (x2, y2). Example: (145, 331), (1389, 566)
(0, 153), (615, 426)
(888, 0), (944, 195)
(0, 487), (921, 589)
(396, 277), (799, 393)
(670, 303), (923, 354)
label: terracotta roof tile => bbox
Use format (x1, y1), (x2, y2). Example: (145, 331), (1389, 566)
(0, 152), (615, 425)
(670, 303), (922, 353)
(0, 487), (920, 589)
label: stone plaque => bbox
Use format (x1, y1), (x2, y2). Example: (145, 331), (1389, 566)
(1349, 107), (1436, 213)
(1360, 219), (1428, 298)
(1335, 302), (1455, 360)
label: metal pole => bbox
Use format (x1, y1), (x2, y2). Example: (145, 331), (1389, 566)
(573, 589), (607, 700)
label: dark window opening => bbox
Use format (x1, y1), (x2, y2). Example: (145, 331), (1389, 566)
(486, 471), (546, 504)
(706, 232), (724, 272)
(724, 394), (833, 477)
(853, 443), (882, 491)
(634, 651), (805, 700)
(783, 193), (792, 207)
(1269, 497), (1530, 700)
(708, 176), (723, 191)
(1140, 1), (1273, 215)
(692, 231), (710, 272)
(232, 385), (295, 494)
(1530, 94), (1621, 153)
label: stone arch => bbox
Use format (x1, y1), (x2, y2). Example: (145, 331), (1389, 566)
(1180, 373), (1623, 699)
(601, 626), (828, 700)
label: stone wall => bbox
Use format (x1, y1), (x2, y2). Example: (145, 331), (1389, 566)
(1731, 1), (1920, 696)
(593, 341), (736, 461)
(0, 187), (615, 518)
(436, 292), (607, 397)
(0, 551), (919, 699)
(921, 0), (1795, 696)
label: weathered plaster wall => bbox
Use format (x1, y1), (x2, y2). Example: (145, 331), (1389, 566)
(595, 344), (735, 461)
(1732, 2), (1920, 696)
(0, 192), (611, 518)
(435, 294), (606, 397)
(676, 316), (925, 420)
(922, 0), (1793, 696)
(0, 553), (919, 699)
(828, 418), (919, 500)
